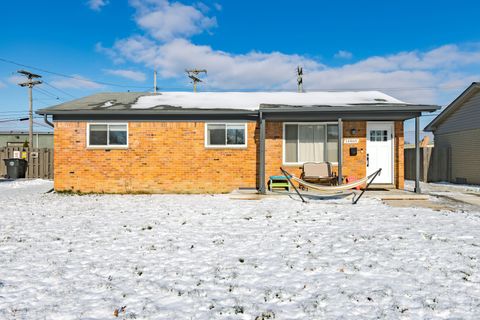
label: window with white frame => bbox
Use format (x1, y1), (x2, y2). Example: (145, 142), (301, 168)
(87, 123), (128, 147)
(206, 123), (247, 147)
(284, 123), (338, 164)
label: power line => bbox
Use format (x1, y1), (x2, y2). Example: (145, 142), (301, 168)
(0, 115), (29, 119)
(33, 120), (54, 129)
(42, 81), (77, 99)
(0, 115), (43, 121)
(0, 111), (29, 114)
(34, 87), (61, 100)
(0, 117), (29, 123)
(0, 57), (151, 89)
(0, 56), (473, 93)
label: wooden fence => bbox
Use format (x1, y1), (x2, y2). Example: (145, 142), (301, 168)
(0, 147), (53, 179)
(404, 146), (433, 182)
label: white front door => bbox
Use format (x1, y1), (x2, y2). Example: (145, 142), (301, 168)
(367, 122), (394, 184)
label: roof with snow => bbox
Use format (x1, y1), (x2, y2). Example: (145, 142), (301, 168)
(37, 91), (438, 116)
(131, 91), (406, 110)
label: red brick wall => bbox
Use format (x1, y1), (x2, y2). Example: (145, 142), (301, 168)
(264, 120), (404, 188)
(54, 122), (258, 193)
(395, 121), (405, 189)
(54, 120), (404, 193)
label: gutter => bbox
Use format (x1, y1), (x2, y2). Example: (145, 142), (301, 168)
(35, 104), (440, 116)
(43, 114), (54, 128)
(35, 109), (258, 116)
(260, 104), (441, 113)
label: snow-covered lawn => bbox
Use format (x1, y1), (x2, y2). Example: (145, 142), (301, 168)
(405, 180), (480, 194)
(0, 180), (479, 319)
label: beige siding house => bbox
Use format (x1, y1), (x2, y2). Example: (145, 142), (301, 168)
(425, 82), (480, 184)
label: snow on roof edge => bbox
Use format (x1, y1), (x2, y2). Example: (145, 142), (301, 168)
(131, 91), (407, 110)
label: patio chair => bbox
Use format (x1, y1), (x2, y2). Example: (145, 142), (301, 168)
(300, 162), (337, 188)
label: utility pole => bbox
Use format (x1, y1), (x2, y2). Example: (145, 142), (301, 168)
(296, 66), (303, 93)
(17, 70), (42, 149)
(186, 69), (207, 92)
(153, 70), (158, 94)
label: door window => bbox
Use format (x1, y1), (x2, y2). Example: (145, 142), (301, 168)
(370, 130), (388, 142)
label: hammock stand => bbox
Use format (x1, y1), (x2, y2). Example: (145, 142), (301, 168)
(279, 167), (382, 204)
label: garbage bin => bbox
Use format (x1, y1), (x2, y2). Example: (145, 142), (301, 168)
(3, 158), (28, 179)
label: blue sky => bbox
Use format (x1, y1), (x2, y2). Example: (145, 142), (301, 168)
(1, 0), (480, 135)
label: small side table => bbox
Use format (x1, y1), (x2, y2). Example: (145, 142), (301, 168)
(268, 175), (290, 192)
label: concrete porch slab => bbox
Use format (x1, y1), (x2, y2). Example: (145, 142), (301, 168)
(363, 189), (429, 201)
(383, 199), (457, 211)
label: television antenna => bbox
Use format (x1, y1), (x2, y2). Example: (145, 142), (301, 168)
(297, 66), (303, 93)
(186, 69), (207, 92)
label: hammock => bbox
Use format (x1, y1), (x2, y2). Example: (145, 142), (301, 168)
(289, 170), (378, 192)
(280, 167), (382, 204)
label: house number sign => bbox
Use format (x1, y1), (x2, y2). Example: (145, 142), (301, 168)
(344, 138), (359, 144)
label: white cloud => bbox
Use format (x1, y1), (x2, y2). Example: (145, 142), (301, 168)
(108, 35), (480, 103)
(95, 42), (125, 64)
(97, 1), (480, 105)
(87, 0), (109, 11)
(113, 37), (323, 90)
(104, 69), (146, 82)
(335, 50), (353, 59)
(130, 0), (217, 41)
(7, 75), (25, 85)
(0, 81), (5, 88)
(195, 2), (210, 13)
(50, 75), (104, 89)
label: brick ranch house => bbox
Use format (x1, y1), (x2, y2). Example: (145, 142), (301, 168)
(37, 92), (439, 194)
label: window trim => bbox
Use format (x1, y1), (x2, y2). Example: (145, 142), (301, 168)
(86, 122), (129, 149)
(204, 122), (248, 149)
(282, 122), (339, 166)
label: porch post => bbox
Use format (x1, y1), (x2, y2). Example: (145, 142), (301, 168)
(415, 115), (421, 193)
(337, 118), (343, 185)
(259, 112), (266, 194)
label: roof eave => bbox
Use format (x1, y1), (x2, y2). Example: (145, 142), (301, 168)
(424, 82), (480, 132)
(36, 109), (258, 116)
(37, 103), (440, 116)
(260, 103), (440, 113)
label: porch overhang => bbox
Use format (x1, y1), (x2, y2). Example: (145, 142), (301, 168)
(259, 103), (440, 121)
(257, 103), (440, 194)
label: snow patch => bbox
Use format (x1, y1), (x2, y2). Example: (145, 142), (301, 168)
(131, 91), (406, 110)
(0, 180), (479, 319)
(102, 100), (115, 108)
(0, 179), (52, 196)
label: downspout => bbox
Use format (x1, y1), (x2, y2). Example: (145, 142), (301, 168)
(414, 116), (421, 193)
(337, 118), (343, 185)
(258, 111), (266, 194)
(43, 114), (54, 128)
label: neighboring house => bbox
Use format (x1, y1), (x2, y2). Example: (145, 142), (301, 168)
(0, 131), (53, 148)
(37, 91), (438, 194)
(425, 82), (480, 184)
